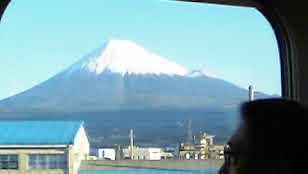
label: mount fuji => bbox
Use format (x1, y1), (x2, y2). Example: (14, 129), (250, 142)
(0, 40), (270, 112)
(0, 40), (271, 145)
(0, 40), (264, 113)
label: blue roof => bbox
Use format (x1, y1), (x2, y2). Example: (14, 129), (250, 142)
(0, 121), (84, 145)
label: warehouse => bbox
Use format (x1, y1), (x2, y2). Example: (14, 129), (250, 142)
(0, 121), (89, 174)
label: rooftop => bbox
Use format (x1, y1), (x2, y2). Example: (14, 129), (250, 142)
(0, 121), (84, 145)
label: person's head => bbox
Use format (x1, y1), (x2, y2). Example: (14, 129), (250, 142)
(219, 98), (308, 174)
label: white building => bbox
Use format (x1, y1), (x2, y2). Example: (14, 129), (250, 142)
(98, 148), (116, 160)
(147, 148), (161, 160)
(123, 147), (161, 160)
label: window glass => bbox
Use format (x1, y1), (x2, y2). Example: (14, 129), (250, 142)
(59, 154), (67, 170)
(48, 155), (57, 169)
(0, 0), (280, 173)
(0, 155), (8, 161)
(28, 155), (36, 169)
(38, 155), (47, 169)
(0, 154), (18, 170)
(28, 154), (66, 170)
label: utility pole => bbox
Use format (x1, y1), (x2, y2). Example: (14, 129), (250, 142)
(129, 129), (134, 159)
(186, 117), (193, 145)
(249, 85), (254, 101)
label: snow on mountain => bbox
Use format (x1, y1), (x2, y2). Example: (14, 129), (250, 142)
(65, 40), (188, 76)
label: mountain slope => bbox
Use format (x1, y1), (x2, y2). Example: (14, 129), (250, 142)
(0, 40), (267, 113)
(0, 39), (274, 145)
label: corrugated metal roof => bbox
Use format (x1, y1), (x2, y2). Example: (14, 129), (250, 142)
(0, 121), (84, 145)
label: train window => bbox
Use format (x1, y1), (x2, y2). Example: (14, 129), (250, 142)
(0, 0), (280, 174)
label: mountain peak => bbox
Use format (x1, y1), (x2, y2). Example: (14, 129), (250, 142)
(66, 40), (188, 76)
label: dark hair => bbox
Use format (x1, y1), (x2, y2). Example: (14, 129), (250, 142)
(240, 98), (308, 173)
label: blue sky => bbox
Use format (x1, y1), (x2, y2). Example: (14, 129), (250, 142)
(0, 0), (280, 100)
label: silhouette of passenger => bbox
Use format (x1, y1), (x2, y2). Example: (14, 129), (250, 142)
(219, 98), (308, 174)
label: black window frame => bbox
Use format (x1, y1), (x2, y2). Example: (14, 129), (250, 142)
(0, 154), (19, 170)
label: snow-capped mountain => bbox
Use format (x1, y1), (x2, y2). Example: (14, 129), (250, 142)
(0, 40), (269, 113)
(64, 40), (188, 76)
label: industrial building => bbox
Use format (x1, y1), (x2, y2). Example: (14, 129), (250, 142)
(178, 131), (220, 160)
(120, 129), (163, 160)
(0, 121), (89, 174)
(123, 147), (162, 160)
